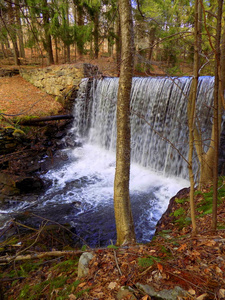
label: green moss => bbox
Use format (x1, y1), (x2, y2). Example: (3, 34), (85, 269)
(12, 129), (26, 137)
(51, 258), (79, 272)
(175, 197), (189, 204)
(173, 207), (185, 217)
(138, 255), (161, 267)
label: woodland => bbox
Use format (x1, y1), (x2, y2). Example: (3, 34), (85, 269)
(1, 0), (225, 299)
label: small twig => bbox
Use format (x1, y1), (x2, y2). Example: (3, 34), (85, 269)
(139, 265), (153, 276)
(0, 277), (25, 282)
(7, 221), (48, 264)
(165, 270), (214, 295)
(111, 240), (122, 276)
(0, 250), (84, 264)
(30, 213), (90, 249)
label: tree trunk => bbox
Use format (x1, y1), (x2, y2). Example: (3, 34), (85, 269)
(15, 0), (25, 59)
(55, 38), (59, 64)
(6, 1), (21, 65)
(220, 23), (225, 95)
(42, 0), (54, 65)
(212, 0), (223, 232)
(115, 15), (121, 74)
(148, 27), (156, 62)
(93, 12), (99, 59)
(114, 0), (136, 246)
(74, 0), (84, 56)
(187, 0), (199, 236)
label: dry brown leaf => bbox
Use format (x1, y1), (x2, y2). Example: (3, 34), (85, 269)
(77, 282), (87, 288)
(188, 288), (196, 296)
(141, 295), (151, 300)
(177, 243), (187, 252)
(69, 294), (77, 300)
(108, 282), (117, 290)
(157, 262), (163, 272)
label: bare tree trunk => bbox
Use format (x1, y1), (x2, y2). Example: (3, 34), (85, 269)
(212, 0), (223, 232)
(188, 0), (200, 236)
(6, 1), (21, 65)
(55, 38), (59, 64)
(114, 0), (136, 246)
(93, 12), (99, 59)
(42, 0), (54, 65)
(148, 27), (156, 61)
(220, 23), (225, 95)
(115, 15), (121, 74)
(15, 0), (25, 59)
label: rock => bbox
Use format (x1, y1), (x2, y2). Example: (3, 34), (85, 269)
(116, 286), (137, 300)
(15, 176), (44, 193)
(77, 252), (94, 278)
(20, 63), (99, 98)
(155, 187), (190, 234)
(0, 173), (20, 198)
(136, 283), (188, 300)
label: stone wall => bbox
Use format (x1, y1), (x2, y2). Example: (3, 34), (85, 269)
(20, 63), (101, 96)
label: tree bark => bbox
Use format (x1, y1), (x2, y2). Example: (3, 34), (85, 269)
(42, 0), (54, 65)
(187, 0), (199, 236)
(114, 0), (136, 246)
(212, 0), (223, 232)
(15, 0), (25, 59)
(93, 12), (99, 59)
(115, 14), (121, 74)
(6, 1), (21, 65)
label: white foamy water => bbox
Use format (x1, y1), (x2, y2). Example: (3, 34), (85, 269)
(37, 143), (188, 243)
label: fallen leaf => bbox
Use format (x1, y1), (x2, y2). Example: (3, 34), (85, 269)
(141, 295), (151, 300)
(108, 282), (117, 290)
(157, 262), (163, 272)
(78, 282), (87, 288)
(178, 243), (187, 252)
(188, 288), (196, 296)
(215, 266), (223, 274)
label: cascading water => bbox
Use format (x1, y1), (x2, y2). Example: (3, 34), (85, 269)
(0, 76), (215, 246)
(75, 76), (214, 178)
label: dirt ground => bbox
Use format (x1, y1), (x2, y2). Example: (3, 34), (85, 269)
(0, 75), (63, 118)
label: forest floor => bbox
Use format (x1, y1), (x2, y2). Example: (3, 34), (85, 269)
(0, 59), (225, 300)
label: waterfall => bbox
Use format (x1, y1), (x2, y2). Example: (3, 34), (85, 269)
(0, 76), (215, 246)
(73, 76), (215, 179)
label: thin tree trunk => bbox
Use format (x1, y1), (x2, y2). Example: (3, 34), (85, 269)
(6, 1), (21, 65)
(42, 0), (54, 65)
(115, 15), (121, 74)
(93, 12), (99, 59)
(55, 38), (59, 64)
(212, 0), (223, 232)
(114, 0), (136, 246)
(188, 0), (200, 236)
(15, 0), (25, 58)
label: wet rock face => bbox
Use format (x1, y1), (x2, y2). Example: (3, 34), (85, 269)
(0, 119), (73, 201)
(0, 127), (27, 155)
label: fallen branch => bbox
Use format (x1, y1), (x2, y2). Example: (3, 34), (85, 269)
(18, 115), (74, 126)
(0, 250), (84, 264)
